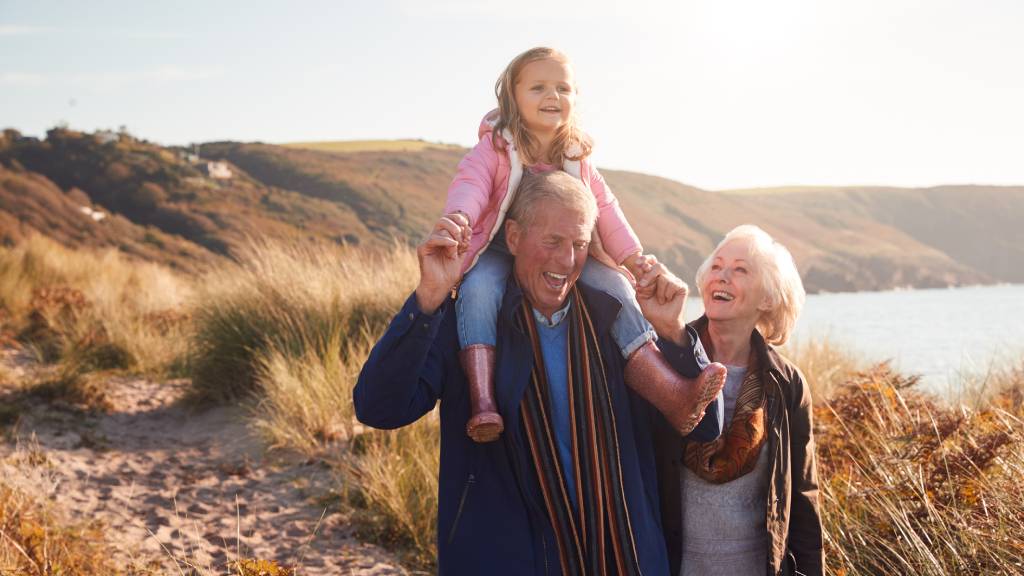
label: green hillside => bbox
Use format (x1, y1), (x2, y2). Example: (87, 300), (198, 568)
(2, 127), (1021, 293)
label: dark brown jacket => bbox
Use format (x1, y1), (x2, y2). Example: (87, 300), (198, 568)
(655, 317), (824, 576)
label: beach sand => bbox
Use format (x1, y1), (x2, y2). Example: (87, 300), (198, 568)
(0, 347), (406, 575)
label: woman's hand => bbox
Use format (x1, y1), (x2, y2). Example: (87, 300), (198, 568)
(415, 215), (467, 314)
(634, 255), (691, 346)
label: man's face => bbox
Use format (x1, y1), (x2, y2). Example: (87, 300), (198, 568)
(506, 199), (592, 319)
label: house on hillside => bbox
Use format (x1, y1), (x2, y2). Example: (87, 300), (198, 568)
(79, 205), (107, 222)
(206, 161), (232, 179)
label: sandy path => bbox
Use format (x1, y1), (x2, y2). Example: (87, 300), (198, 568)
(0, 349), (407, 575)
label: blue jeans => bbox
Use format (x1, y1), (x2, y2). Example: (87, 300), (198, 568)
(456, 241), (657, 359)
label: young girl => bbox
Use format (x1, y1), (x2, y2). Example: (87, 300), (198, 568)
(441, 47), (726, 442)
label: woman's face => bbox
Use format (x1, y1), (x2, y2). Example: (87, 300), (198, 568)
(701, 237), (770, 325)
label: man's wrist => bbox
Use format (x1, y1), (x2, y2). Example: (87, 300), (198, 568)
(415, 285), (448, 315)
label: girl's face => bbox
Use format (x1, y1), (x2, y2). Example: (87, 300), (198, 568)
(513, 58), (575, 138)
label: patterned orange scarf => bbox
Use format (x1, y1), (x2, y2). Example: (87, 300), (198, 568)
(683, 333), (768, 484)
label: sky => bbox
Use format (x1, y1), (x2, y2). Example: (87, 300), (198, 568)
(1, 0), (1022, 190)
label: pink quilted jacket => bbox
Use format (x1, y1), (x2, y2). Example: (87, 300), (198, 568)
(443, 110), (642, 274)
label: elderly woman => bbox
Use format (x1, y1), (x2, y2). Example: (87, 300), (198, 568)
(648, 225), (823, 576)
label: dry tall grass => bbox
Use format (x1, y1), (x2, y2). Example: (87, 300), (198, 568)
(6, 235), (1024, 575)
(0, 234), (192, 372)
(817, 364), (1024, 575)
(781, 336), (867, 400)
(188, 237), (417, 412)
(250, 333), (367, 452)
(186, 240), (1024, 574)
(186, 238), (439, 568)
(0, 235), (193, 409)
(337, 416), (441, 570)
(187, 238), (416, 401)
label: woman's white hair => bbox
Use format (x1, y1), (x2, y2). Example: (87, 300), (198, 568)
(695, 224), (806, 346)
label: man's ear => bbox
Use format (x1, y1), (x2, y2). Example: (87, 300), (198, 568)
(506, 219), (521, 256)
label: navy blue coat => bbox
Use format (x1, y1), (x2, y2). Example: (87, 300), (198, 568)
(354, 281), (722, 575)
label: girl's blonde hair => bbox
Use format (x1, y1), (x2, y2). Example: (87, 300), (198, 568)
(695, 225), (806, 346)
(493, 47), (593, 166)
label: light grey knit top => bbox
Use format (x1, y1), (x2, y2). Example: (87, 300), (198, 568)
(679, 365), (771, 576)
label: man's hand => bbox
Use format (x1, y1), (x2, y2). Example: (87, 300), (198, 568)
(634, 255), (691, 347)
(415, 216), (467, 314)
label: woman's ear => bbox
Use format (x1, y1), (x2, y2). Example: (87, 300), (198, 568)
(506, 219), (521, 256)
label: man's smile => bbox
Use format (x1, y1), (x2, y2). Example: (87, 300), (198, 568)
(543, 271), (568, 290)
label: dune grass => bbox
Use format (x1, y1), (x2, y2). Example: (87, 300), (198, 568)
(336, 415), (441, 570)
(0, 234), (193, 374)
(187, 237), (417, 403)
(4, 235), (1024, 574)
(184, 237), (441, 567)
(248, 333), (367, 452)
(781, 335), (867, 400)
(183, 238), (444, 569)
(0, 234), (193, 409)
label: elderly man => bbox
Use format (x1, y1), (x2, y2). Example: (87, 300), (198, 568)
(354, 170), (723, 575)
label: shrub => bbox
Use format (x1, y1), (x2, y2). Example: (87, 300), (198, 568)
(132, 181), (168, 211)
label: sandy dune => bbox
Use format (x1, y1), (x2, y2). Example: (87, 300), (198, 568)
(0, 348), (407, 575)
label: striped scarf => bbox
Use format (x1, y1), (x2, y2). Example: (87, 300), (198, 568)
(517, 286), (642, 576)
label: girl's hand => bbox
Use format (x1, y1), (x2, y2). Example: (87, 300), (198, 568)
(444, 211), (472, 255)
(635, 255), (685, 303)
(626, 253), (657, 293)
(618, 251), (651, 286)
(635, 257), (691, 346)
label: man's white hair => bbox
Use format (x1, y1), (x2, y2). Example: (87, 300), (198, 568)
(695, 224), (806, 345)
(507, 170), (597, 232)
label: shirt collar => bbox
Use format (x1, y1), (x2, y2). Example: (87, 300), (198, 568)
(532, 298), (572, 328)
